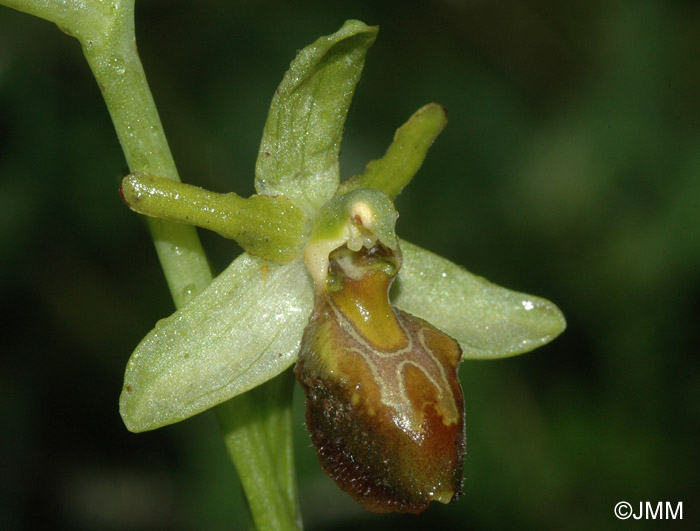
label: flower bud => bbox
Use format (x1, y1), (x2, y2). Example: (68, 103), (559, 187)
(296, 242), (465, 513)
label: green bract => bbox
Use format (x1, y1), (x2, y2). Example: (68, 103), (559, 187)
(118, 19), (566, 433)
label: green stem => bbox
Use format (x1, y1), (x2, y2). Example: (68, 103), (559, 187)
(80, 12), (302, 529)
(0, 1), (301, 527)
(78, 3), (213, 307)
(217, 372), (301, 531)
(0, 0), (212, 307)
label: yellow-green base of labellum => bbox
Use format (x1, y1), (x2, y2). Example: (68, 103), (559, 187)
(295, 245), (466, 513)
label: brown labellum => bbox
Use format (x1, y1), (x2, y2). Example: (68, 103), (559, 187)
(295, 244), (465, 513)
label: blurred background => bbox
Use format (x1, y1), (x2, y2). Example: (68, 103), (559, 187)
(1, 0), (698, 529)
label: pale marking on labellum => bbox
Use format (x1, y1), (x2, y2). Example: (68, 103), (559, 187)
(328, 298), (458, 433)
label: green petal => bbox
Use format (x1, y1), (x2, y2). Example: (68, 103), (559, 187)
(121, 173), (309, 263)
(255, 20), (378, 215)
(120, 254), (314, 432)
(392, 240), (566, 359)
(340, 103), (448, 200)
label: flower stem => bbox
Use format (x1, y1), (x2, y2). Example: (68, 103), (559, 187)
(217, 371), (301, 531)
(0, 0), (301, 527)
(78, 3), (213, 307)
(78, 10), (301, 528)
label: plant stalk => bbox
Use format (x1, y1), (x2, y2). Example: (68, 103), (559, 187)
(78, 2), (213, 307)
(217, 372), (301, 531)
(79, 9), (302, 529)
(0, 1), (301, 528)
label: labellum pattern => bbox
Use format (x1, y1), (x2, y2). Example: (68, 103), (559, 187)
(296, 242), (466, 513)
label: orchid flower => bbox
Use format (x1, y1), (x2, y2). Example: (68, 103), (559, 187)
(117, 20), (565, 513)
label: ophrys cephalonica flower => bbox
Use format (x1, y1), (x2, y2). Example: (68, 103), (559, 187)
(118, 20), (565, 513)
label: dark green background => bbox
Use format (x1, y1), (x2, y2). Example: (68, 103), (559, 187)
(1, 1), (698, 529)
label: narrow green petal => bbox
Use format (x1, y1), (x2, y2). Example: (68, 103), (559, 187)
(340, 103), (448, 199)
(121, 173), (308, 264)
(255, 20), (378, 215)
(120, 254), (313, 432)
(392, 240), (566, 359)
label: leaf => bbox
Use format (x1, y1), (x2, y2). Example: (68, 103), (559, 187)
(120, 253), (314, 432)
(255, 20), (378, 215)
(340, 103), (448, 200)
(392, 240), (566, 359)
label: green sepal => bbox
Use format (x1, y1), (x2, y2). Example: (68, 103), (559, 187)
(120, 253), (313, 432)
(340, 103), (448, 199)
(255, 20), (378, 215)
(392, 240), (566, 359)
(121, 173), (308, 264)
